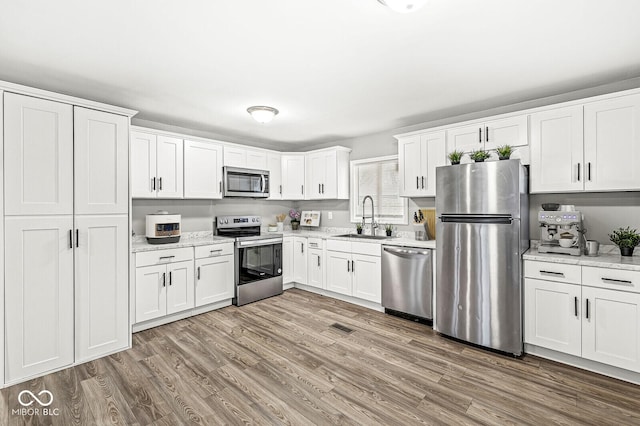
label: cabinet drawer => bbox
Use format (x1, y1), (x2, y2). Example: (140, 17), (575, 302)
(524, 260), (581, 284)
(582, 266), (640, 293)
(195, 243), (234, 259)
(136, 247), (194, 267)
(326, 239), (351, 253)
(351, 241), (381, 257)
(307, 238), (323, 249)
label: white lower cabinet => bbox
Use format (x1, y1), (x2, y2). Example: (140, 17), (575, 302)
(194, 243), (235, 306)
(166, 261), (195, 315)
(524, 260), (640, 374)
(282, 236), (294, 284)
(293, 237), (308, 285)
(325, 240), (381, 303)
(307, 238), (324, 289)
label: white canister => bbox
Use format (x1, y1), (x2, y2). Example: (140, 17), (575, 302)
(276, 222), (284, 232)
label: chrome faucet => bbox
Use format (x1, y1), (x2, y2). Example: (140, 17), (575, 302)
(362, 195), (377, 236)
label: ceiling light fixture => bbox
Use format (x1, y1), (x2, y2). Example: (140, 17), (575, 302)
(377, 0), (428, 13)
(247, 106), (279, 124)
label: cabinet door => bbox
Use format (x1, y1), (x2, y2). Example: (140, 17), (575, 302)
(223, 146), (246, 167)
(156, 135), (184, 198)
(307, 249), (324, 289)
(447, 124), (482, 154)
(166, 260), (195, 315)
(267, 152), (282, 200)
(281, 154), (306, 200)
(74, 107), (129, 214)
(352, 253), (381, 303)
(582, 286), (640, 372)
(292, 237), (308, 284)
(325, 251), (352, 296)
(524, 278), (581, 356)
(195, 255), (234, 306)
(4, 216), (74, 382)
(484, 115), (528, 151)
(282, 237), (294, 284)
(131, 131), (157, 198)
(320, 150), (339, 199)
(184, 139), (223, 199)
(530, 106), (584, 193)
(75, 215), (129, 362)
(4, 92), (73, 215)
(398, 135), (423, 197)
(422, 131), (447, 196)
(584, 94), (640, 191)
(246, 149), (268, 170)
(135, 264), (167, 323)
(306, 152), (326, 200)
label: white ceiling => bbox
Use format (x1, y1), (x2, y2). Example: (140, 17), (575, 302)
(1, 0), (640, 149)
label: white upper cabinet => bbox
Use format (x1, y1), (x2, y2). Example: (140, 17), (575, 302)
(447, 114), (528, 158)
(305, 147), (350, 200)
(267, 152), (283, 200)
(584, 94), (640, 191)
(131, 131), (183, 198)
(223, 145), (267, 169)
(281, 153), (306, 200)
(4, 93), (74, 215)
(530, 106), (584, 193)
(398, 131), (446, 197)
(74, 107), (129, 215)
(184, 139), (223, 199)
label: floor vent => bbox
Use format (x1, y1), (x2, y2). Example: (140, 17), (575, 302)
(330, 323), (354, 334)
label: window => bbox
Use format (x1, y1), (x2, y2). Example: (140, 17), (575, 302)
(350, 155), (408, 225)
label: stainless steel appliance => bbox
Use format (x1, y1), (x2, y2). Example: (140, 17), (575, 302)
(145, 211), (181, 244)
(215, 215), (282, 305)
(223, 166), (270, 198)
(435, 159), (529, 356)
(538, 211), (584, 256)
(382, 246), (433, 320)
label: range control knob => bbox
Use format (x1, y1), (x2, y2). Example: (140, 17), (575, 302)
(556, 217), (562, 223)
(224, 219), (228, 224)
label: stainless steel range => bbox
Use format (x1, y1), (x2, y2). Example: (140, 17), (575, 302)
(215, 215), (283, 306)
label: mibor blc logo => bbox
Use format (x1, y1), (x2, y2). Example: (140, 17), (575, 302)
(12, 390), (59, 417)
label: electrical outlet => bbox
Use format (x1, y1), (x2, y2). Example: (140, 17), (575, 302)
(327, 212), (333, 220)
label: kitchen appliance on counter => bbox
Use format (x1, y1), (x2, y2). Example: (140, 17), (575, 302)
(145, 211), (181, 244)
(538, 210), (584, 256)
(223, 166), (270, 198)
(435, 159), (529, 356)
(382, 245), (433, 321)
(215, 215), (282, 306)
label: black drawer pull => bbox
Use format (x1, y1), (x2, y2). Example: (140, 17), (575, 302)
(601, 277), (633, 285)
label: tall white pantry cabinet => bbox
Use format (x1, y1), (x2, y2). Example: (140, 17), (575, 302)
(1, 84), (136, 386)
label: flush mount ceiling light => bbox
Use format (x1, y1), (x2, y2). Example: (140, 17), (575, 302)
(247, 106), (279, 124)
(378, 0), (428, 13)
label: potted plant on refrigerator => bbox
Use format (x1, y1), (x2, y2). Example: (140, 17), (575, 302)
(470, 149), (491, 162)
(448, 150), (464, 165)
(609, 226), (640, 256)
(496, 145), (513, 160)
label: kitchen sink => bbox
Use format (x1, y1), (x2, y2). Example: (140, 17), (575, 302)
(332, 234), (391, 240)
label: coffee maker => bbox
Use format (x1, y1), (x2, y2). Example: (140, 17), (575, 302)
(538, 211), (584, 256)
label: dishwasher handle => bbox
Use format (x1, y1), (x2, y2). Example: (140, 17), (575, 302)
(383, 246), (431, 257)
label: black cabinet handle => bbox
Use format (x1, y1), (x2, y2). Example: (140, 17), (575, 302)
(279, 184), (282, 195)
(574, 296), (578, 317)
(317, 256), (320, 267)
(485, 126), (489, 142)
(159, 177), (163, 191)
(169, 271), (172, 286)
(421, 176), (425, 189)
(152, 177), (156, 191)
(585, 299), (590, 319)
(588, 162), (592, 181)
(321, 183), (324, 194)
(219, 181), (222, 193)
(416, 176), (419, 189)
(69, 229), (73, 249)
(577, 163), (581, 182)
(351, 260), (355, 272)
(347, 260), (350, 272)
(76, 229), (79, 248)
(162, 272), (166, 287)
(197, 266), (201, 280)
(479, 128), (482, 143)
(319, 183), (321, 194)
(301, 243), (304, 254)
(301, 185), (304, 195)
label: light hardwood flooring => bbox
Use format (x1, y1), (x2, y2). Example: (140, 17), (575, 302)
(2, 288), (640, 425)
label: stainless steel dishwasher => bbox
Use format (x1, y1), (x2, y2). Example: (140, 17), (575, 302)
(381, 245), (433, 321)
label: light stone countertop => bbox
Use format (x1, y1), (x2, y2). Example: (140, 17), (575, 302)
(278, 229), (437, 249)
(132, 232), (234, 253)
(523, 244), (640, 272)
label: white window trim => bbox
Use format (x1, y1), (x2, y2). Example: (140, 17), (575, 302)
(350, 155), (408, 225)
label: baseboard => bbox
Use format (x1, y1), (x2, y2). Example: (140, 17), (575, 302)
(292, 283), (384, 312)
(133, 299), (233, 332)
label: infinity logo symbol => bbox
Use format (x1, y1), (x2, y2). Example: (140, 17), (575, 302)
(18, 390), (54, 407)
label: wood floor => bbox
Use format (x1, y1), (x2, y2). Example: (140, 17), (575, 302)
(2, 288), (640, 425)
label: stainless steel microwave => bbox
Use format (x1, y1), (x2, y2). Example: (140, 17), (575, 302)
(223, 166), (270, 198)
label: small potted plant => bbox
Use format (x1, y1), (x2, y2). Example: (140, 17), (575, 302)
(470, 149), (491, 162)
(384, 224), (394, 237)
(609, 226), (640, 256)
(356, 223), (363, 234)
(496, 145), (513, 160)
(289, 209), (301, 230)
(448, 150), (464, 165)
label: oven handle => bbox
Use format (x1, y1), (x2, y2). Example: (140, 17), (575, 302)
(237, 238), (283, 248)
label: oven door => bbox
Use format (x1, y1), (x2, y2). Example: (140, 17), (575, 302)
(223, 166), (269, 198)
(235, 238), (282, 285)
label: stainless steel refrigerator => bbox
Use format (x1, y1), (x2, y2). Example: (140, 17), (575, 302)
(435, 159), (529, 355)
